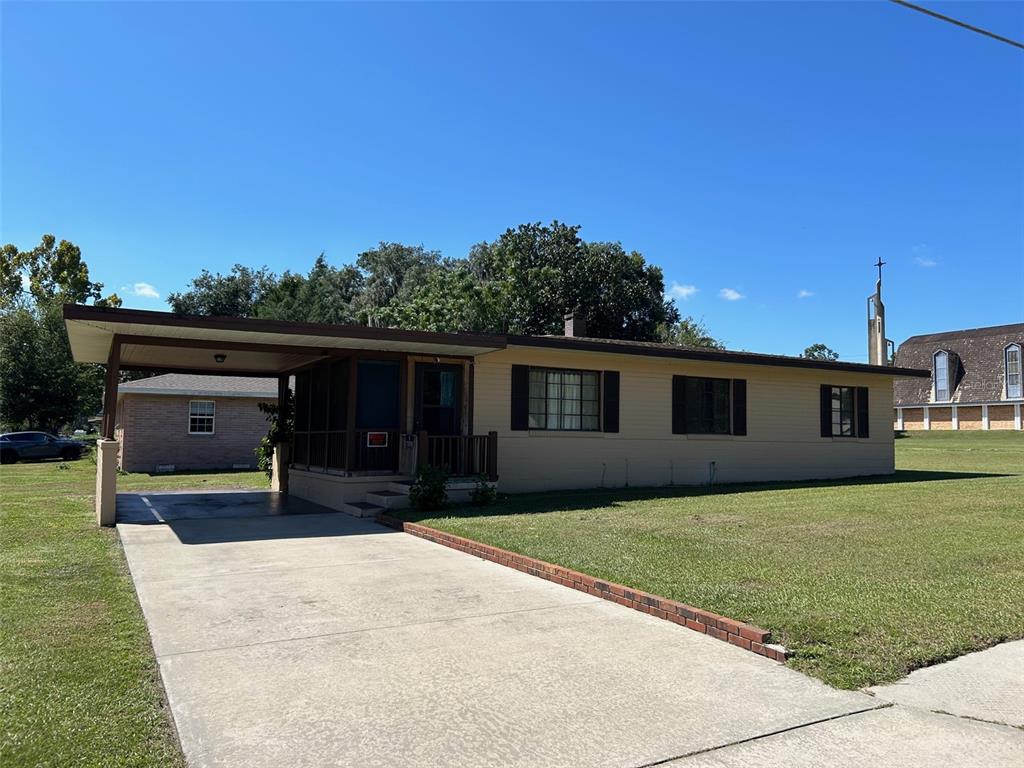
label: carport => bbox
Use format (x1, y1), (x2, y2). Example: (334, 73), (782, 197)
(64, 304), (504, 525)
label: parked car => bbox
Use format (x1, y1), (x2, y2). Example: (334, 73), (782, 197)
(0, 432), (88, 464)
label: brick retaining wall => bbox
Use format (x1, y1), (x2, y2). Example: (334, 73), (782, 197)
(378, 514), (789, 662)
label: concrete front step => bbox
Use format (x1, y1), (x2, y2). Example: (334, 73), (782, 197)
(364, 490), (410, 510)
(340, 501), (385, 518)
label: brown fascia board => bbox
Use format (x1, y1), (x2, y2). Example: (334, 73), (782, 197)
(62, 304), (508, 350)
(64, 304), (929, 378)
(505, 335), (932, 378)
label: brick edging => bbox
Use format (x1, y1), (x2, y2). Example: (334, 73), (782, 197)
(377, 514), (790, 662)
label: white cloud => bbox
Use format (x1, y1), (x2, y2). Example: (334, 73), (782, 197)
(797, 289), (814, 298)
(719, 288), (744, 301)
(126, 282), (160, 299)
(912, 244), (936, 268)
(668, 282), (698, 300)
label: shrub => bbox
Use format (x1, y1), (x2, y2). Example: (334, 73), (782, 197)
(470, 475), (497, 506)
(255, 392), (293, 480)
(409, 465), (449, 511)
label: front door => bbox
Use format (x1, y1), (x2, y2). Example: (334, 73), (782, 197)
(414, 363), (462, 436)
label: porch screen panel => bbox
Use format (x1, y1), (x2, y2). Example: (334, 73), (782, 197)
(356, 360), (400, 429)
(308, 364), (330, 467)
(292, 371), (311, 465)
(327, 361), (348, 468)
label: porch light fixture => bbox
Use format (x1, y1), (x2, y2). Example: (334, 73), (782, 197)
(214, 354), (227, 363)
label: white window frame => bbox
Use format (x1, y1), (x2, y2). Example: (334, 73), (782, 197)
(1005, 343), (1022, 400)
(933, 350), (951, 403)
(188, 400), (216, 435)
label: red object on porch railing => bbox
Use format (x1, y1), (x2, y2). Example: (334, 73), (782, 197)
(290, 429), (400, 474)
(418, 431), (498, 481)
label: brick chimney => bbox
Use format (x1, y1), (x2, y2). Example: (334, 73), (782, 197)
(564, 311), (587, 338)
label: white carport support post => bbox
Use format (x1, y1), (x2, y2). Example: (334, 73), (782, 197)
(96, 336), (120, 526)
(270, 374), (290, 493)
(982, 404), (990, 430)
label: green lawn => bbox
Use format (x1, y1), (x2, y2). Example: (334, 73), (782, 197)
(0, 457), (268, 767)
(402, 431), (1024, 689)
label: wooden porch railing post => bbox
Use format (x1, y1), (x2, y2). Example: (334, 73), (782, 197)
(486, 431), (498, 482)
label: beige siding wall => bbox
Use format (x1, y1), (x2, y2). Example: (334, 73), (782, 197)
(117, 394), (271, 472)
(473, 346), (896, 493)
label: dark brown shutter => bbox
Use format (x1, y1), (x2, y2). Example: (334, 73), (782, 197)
(856, 386), (869, 438)
(511, 365), (529, 431)
(732, 379), (747, 436)
(672, 375), (687, 434)
(602, 371), (620, 433)
(820, 385), (832, 438)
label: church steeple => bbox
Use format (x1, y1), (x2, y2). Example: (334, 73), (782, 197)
(867, 259), (891, 365)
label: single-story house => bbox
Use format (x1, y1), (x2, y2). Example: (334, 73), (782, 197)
(893, 323), (1023, 431)
(63, 304), (929, 525)
(116, 374), (278, 472)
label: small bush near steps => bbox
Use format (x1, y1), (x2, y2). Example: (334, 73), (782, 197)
(470, 475), (498, 506)
(409, 465), (449, 511)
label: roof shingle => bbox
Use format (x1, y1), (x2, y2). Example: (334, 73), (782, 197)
(118, 374), (278, 398)
(893, 323), (1024, 405)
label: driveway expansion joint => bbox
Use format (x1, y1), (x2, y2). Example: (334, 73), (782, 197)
(153, 597), (602, 660)
(631, 703), (892, 767)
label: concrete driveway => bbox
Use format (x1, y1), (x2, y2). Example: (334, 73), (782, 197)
(118, 500), (1023, 768)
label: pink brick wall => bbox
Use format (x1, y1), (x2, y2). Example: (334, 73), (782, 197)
(117, 394), (274, 472)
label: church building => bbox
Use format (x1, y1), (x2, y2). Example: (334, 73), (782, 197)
(892, 323), (1024, 431)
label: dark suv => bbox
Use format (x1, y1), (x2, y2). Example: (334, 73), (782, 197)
(0, 432), (87, 464)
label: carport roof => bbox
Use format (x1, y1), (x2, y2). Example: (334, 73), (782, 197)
(64, 305), (507, 375)
(65, 304), (930, 378)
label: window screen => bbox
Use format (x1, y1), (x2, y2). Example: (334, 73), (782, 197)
(1006, 345), (1022, 399)
(189, 400), (215, 434)
(684, 377), (731, 434)
(527, 368), (599, 431)
(831, 386), (855, 437)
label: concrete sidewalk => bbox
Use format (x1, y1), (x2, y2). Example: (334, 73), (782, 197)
(868, 638), (1024, 729)
(118, 509), (1023, 768)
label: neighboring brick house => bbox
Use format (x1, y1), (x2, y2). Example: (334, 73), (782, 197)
(115, 374), (278, 472)
(893, 323), (1023, 431)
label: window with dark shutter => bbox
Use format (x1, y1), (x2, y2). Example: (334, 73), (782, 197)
(602, 371), (619, 433)
(856, 386), (869, 438)
(672, 376), (687, 434)
(820, 385), (832, 438)
(510, 365), (529, 431)
(732, 379), (747, 436)
(822, 384), (867, 438)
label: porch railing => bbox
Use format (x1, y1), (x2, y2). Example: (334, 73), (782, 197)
(418, 431), (498, 481)
(291, 429), (400, 473)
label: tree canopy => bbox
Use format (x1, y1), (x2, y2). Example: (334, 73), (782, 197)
(802, 343), (840, 361)
(166, 221), (702, 345)
(0, 235), (119, 431)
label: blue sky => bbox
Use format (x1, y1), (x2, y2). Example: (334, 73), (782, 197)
(3, 1), (1022, 359)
